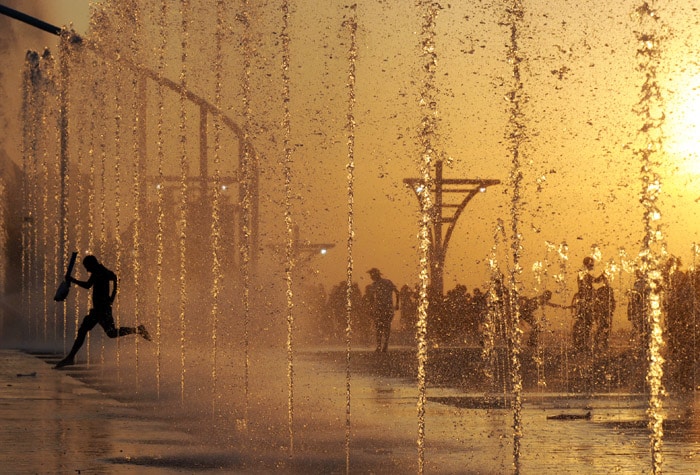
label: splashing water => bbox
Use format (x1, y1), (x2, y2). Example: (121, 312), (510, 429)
(632, 1), (667, 472)
(154, 0), (167, 399)
(209, 0), (225, 422)
(415, 1), (441, 471)
(504, 1), (526, 469)
(483, 220), (504, 390)
(554, 241), (571, 389)
(531, 258), (546, 389)
(343, 4), (358, 473)
(281, 0), (295, 457)
(109, 12), (125, 371)
(178, 0), (190, 405)
(238, 0), (253, 430)
(129, 3), (144, 389)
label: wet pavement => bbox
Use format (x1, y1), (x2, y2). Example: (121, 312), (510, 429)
(0, 349), (244, 474)
(2, 346), (700, 474)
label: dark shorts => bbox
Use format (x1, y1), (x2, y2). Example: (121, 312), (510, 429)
(81, 307), (116, 333)
(375, 309), (393, 331)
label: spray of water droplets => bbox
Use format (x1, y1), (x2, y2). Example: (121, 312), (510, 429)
(178, 0), (191, 405)
(154, 0), (168, 399)
(281, 0), (295, 457)
(128, 2), (143, 387)
(631, 2), (667, 472)
(238, 0), (254, 430)
(415, 1), (442, 472)
(504, 0), (527, 468)
(343, 5), (358, 472)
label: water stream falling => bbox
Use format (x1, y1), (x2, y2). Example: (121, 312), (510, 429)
(415, 2), (440, 472)
(39, 65), (50, 342)
(9, 1), (700, 473)
(238, 0), (253, 430)
(71, 43), (86, 363)
(504, 1), (526, 469)
(632, 2), (667, 472)
(555, 241), (570, 390)
(95, 31), (108, 368)
(343, 4), (358, 473)
(128, 3), (144, 388)
(20, 52), (36, 341)
(281, 0), (295, 457)
(209, 0), (225, 421)
(110, 17), (125, 370)
(178, 0), (190, 405)
(154, 0), (167, 398)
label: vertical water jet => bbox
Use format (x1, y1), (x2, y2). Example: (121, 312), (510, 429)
(209, 0), (225, 420)
(280, 0), (295, 456)
(128, 2), (143, 388)
(154, 0), (168, 399)
(504, 1), (527, 468)
(178, 0), (191, 405)
(631, 1), (667, 472)
(415, 1), (440, 471)
(238, 0), (253, 430)
(343, 5), (358, 472)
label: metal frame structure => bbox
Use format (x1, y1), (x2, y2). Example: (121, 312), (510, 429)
(404, 160), (500, 295)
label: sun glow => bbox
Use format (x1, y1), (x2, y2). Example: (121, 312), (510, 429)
(665, 75), (700, 176)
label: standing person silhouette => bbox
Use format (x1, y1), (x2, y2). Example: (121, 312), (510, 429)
(365, 268), (400, 352)
(54, 255), (151, 369)
(573, 256), (607, 353)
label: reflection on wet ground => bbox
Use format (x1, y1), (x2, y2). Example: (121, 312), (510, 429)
(1, 347), (699, 473)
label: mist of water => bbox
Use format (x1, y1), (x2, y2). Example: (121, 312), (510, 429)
(12, 1), (700, 473)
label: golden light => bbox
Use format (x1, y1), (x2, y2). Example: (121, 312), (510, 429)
(665, 74), (700, 176)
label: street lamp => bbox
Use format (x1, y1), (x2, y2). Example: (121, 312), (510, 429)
(404, 160), (500, 296)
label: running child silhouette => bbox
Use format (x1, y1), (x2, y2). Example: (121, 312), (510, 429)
(54, 255), (151, 369)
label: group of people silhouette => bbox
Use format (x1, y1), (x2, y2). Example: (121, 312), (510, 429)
(49, 254), (629, 364)
(322, 257), (619, 354)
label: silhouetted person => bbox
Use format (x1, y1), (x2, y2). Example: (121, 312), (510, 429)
(627, 269), (648, 344)
(593, 282), (616, 351)
(365, 268), (399, 352)
(399, 284), (418, 332)
(54, 255), (151, 369)
(469, 288), (487, 342)
(573, 256), (607, 353)
(519, 290), (565, 347)
(444, 284), (469, 341)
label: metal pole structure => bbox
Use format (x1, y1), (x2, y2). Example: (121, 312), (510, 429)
(404, 160), (500, 296)
(0, 4), (63, 36)
(1, 3), (260, 266)
(292, 225), (335, 266)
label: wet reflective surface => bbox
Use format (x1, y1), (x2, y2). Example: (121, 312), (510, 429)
(3, 348), (699, 474)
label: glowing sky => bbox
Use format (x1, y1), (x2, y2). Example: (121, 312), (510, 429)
(3, 0), (700, 323)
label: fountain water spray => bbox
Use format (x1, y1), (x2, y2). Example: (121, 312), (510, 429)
(504, 1), (527, 468)
(238, 0), (253, 430)
(208, 0), (225, 421)
(415, 1), (441, 471)
(178, 0), (191, 405)
(342, 4), (358, 473)
(127, 2), (144, 388)
(280, 0), (296, 457)
(154, 0), (167, 398)
(632, 1), (667, 472)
